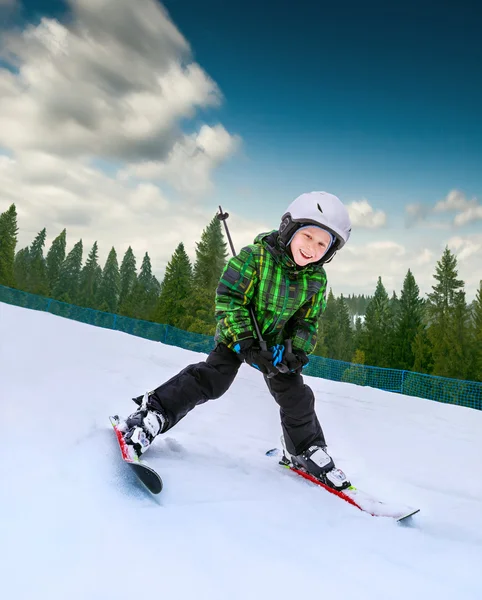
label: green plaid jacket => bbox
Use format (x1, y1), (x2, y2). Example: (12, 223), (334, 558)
(214, 230), (328, 354)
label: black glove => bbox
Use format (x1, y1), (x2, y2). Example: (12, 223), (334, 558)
(280, 347), (309, 375)
(232, 338), (279, 377)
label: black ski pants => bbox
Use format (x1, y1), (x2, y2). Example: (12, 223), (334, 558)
(146, 343), (325, 455)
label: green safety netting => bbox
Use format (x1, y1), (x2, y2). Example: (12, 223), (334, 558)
(1, 284), (481, 411)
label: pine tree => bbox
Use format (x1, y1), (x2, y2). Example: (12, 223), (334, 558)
(412, 325), (433, 374)
(389, 290), (400, 321)
(14, 247), (30, 290)
(362, 277), (394, 367)
(353, 316), (364, 353)
(184, 216), (228, 334)
(335, 295), (354, 361)
(0, 204), (18, 287)
(426, 247), (468, 378)
(155, 242), (193, 327)
(96, 247), (120, 313)
(53, 240), (83, 303)
(193, 216), (228, 290)
(315, 289), (337, 357)
(129, 252), (159, 320)
(46, 229), (66, 294)
(118, 247), (137, 316)
(78, 242), (102, 308)
(394, 269), (424, 370)
(472, 281), (482, 381)
(26, 228), (49, 295)
(449, 289), (472, 379)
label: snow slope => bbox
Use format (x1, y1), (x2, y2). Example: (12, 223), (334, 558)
(1, 301), (482, 600)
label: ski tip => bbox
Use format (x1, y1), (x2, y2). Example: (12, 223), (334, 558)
(397, 508), (420, 523)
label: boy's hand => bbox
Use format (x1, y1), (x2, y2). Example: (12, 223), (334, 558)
(280, 347), (309, 375)
(232, 338), (280, 376)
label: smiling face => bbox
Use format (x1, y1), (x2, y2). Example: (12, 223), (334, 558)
(289, 226), (332, 266)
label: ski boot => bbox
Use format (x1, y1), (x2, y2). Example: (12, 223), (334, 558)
(118, 393), (167, 458)
(281, 437), (351, 490)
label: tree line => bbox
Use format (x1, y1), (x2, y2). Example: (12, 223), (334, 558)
(1, 203), (481, 381)
(0, 203), (228, 336)
(315, 258), (482, 382)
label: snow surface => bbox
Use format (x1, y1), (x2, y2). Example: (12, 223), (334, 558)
(1, 301), (482, 600)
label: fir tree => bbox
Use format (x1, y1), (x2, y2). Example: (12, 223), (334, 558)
(184, 215), (228, 334)
(155, 242), (193, 327)
(412, 325), (432, 374)
(389, 290), (400, 322)
(426, 247), (468, 378)
(353, 316), (364, 353)
(394, 269), (424, 370)
(335, 295), (354, 362)
(0, 204), (18, 287)
(129, 252), (159, 320)
(193, 216), (228, 290)
(315, 289), (337, 357)
(53, 240), (83, 303)
(449, 289), (472, 379)
(362, 276), (394, 367)
(46, 229), (66, 294)
(26, 228), (49, 295)
(14, 247), (30, 290)
(78, 242), (102, 308)
(118, 247), (137, 316)
(314, 288), (337, 358)
(96, 247), (120, 313)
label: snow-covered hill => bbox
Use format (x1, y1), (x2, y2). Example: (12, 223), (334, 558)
(1, 301), (482, 600)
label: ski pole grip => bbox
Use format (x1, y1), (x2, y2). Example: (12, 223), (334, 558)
(274, 338), (292, 375)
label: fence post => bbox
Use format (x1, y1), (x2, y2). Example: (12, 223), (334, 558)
(46, 298), (52, 312)
(401, 370), (406, 394)
(113, 313), (117, 330)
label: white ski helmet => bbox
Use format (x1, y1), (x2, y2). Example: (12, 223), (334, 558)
(279, 191), (352, 263)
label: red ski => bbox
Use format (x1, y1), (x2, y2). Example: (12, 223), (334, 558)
(266, 448), (419, 522)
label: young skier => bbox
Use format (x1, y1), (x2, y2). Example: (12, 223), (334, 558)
(118, 191), (352, 489)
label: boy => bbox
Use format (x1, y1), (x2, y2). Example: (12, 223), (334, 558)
(119, 191), (352, 490)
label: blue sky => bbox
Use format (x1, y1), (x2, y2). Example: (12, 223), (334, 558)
(0, 0), (481, 298)
(163, 0), (482, 210)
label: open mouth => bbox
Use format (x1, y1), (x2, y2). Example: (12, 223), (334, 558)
(299, 249), (313, 260)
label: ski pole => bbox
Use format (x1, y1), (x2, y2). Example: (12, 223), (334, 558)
(217, 206), (289, 376)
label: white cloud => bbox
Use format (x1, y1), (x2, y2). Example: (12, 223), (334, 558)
(405, 190), (482, 229)
(433, 190), (476, 213)
(454, 205), (482, 227)
(448, 235), (482, 261)
(413, 248), (433, 266)
(347, 199), (386, 228)
(0, 0), (238, 180)
(434, 190), (481, 227)
(123, 124), (241, 194)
